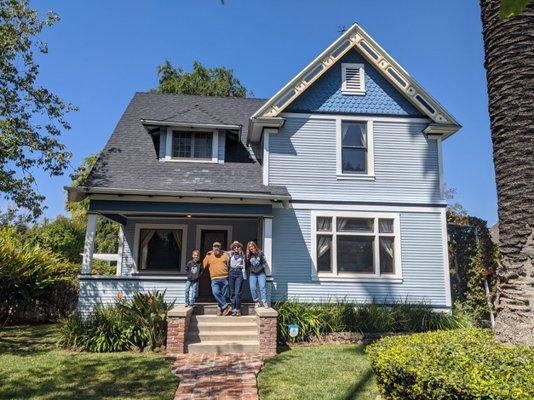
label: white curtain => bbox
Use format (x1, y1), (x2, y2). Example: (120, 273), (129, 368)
(380, 237), (395, 268)
(379, 219), (393, 233)
(140, 229), (156, 270)
(317, 235), (331, 258)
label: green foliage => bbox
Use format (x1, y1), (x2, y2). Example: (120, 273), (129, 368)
(58, 290), (174, 352)
(0, 0), (76, 219)
(155, 60), (249, 97)
(275, 300), (472, 344)
(0, 227), (78, 324)
(500, 0), (532, 19)
(367, 329), (534, 399)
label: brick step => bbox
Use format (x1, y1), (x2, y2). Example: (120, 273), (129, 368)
(186, 340), (260, 354)
(193, 303), (256, 316)
(187, 330), (259, 342)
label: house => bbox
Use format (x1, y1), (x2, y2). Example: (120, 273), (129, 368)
(67, 23), (460, 316)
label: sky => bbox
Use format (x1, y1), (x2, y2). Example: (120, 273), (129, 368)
(23, 0), (496, 224)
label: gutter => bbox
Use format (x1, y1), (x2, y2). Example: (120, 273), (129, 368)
(140, 119), (241, 131)
(65, 186), (291, 203)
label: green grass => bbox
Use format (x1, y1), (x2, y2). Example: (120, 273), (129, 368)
(258, 344), (379, 400)
(0, 324), (178, 400)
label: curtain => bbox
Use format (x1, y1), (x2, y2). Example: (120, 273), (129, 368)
(317, 235), (331, 258)
(317, 217), (331, 231)
(140, 229), (156, 270)
(171, 230), (182, 250)
(379, 219), (393, 233)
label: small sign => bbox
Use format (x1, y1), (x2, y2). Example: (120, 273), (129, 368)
(288, 323), (299, 338)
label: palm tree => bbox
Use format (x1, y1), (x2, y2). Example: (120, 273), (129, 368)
(479, 0), (534, 345)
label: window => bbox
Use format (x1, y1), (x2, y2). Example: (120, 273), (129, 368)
(340, 121), (368, 174)
(136, 225), (187, 272)
(342, 63), (365, 95)
(172, 131), (213, 160)
(313, 213), (400, 278)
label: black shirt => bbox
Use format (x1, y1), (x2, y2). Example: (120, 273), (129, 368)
(185, 260), (203, 281)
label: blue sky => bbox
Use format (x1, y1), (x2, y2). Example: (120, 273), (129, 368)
(27, 0), (496, 224)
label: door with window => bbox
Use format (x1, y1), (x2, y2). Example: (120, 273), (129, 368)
(198, 229), (228, 302)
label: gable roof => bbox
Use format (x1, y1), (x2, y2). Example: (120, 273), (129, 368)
(251, 22), (460, 138)
(68, 92), (290, 202)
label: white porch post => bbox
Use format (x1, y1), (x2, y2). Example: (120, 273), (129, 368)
(263, 217), (273, 274)
(81, 214), (97, 275)
(116, 225), (124, 276)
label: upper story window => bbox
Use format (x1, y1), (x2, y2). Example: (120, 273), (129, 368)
(341, 63), (365, 95)
(162, 128), (219, 163)
(336, 119), (374, 179)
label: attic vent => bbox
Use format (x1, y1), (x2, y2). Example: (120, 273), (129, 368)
(342, 63), (365, 95)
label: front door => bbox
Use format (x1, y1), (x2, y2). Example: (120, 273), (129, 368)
(198, 229), (228, 302)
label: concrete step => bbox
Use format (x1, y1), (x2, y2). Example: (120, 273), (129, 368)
(187, 330), (259, 342)
(194, 303), (256, 316)
(191, 315), (257, 324)
(186, 340), (260, 354)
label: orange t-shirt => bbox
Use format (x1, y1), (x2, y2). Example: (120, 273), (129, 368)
(202, 251), (229, 280)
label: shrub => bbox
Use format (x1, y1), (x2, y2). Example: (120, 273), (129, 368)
(0, 228), (78, 325)
(274, 300), (472, 344)
(58, 290), (174, 352)
(367, 329), (534, 399)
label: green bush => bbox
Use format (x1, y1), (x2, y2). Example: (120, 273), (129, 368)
(367, 329), (534, 399)
(0, 228), (78, 324)
(274, 300), (472, 344)
(58, 290), (174, 352)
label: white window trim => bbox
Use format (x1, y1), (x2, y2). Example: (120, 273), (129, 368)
(336, 118), (375, 179)
(133, 223), (188, 274)
(195, 224), (233, 251)
(341, 63), (366, 95)
(163, 127), (219, 163)
(311, 211), (402, 281)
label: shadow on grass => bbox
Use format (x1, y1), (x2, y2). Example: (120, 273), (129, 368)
(342, 369), (374, 400)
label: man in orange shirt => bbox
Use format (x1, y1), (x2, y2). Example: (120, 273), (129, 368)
(203, 241), (232, 316)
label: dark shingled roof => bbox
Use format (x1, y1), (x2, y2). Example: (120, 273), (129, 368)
(83, 92), (289, 197)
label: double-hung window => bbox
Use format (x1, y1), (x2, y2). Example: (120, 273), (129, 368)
(314, 213), (400, 278)
(337, 120), (374, 178)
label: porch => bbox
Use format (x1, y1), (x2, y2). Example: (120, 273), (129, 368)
(78, 198), (277, 315)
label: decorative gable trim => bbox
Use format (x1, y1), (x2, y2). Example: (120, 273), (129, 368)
(341, 63), (365, 95)
(251, 23), (460, 138)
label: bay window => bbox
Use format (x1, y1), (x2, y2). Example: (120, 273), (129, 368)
(314, 213), (400, 277)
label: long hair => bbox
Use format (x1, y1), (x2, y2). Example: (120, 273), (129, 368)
(246, 241), (260, 260)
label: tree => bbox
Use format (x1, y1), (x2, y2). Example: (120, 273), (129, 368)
(155, 60), (249, 97)
(0, 0), (75, 219)
(480, 0), (534, 344)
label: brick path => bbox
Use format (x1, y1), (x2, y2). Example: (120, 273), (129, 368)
(171, 354), (265, 400)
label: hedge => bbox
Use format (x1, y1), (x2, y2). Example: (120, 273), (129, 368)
(367, 329), (534, 399)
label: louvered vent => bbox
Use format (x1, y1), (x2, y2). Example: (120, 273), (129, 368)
(342, 63), (365, 95)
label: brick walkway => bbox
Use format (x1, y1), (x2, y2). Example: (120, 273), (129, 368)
(171, 354), (265, 400)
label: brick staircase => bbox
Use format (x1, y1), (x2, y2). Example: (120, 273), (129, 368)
(186, 303), (260, 354)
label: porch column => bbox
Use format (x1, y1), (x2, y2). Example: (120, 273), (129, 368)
(263, 216), (273, 274)
(81, 213), (97, 275)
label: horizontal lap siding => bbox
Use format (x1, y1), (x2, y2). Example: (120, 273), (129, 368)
(269, 117), (440, 203)
(271, 208), (448, 307)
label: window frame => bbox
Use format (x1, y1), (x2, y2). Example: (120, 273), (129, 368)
(133, 223), (188, 274)
(163, 127), (219, 163)
(341, 63), (366, 95)
(311, 211), (402, 281)
(336, 118), (375, 179)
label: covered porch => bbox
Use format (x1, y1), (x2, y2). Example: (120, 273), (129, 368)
(76, 196), (282, 314)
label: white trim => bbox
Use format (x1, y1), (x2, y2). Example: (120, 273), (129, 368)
(116, 226), (124, 276)
(90, 194), (276, 205)
(195, 224), (233, 251)
(81, 214), (97, 274)
(311, 210), (402, 280)
(262, 130), (270, 186)
(436, 137), (445, 200)
(262, 217), (273, 275)
(290, 203), (445, 213)
(280, 112), (431, 124)
(133, 223), (188, 274)
(164, 127), (219, 163)
(341, 63), (366, 95)
(141, 119), (240, 130)
(336, 118), (375, 178)
(441, 208), (452, 307)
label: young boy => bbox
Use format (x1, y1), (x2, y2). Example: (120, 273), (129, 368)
(184, 249), (203, 307)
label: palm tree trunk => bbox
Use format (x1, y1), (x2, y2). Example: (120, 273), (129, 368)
(479, 0), (534, 345)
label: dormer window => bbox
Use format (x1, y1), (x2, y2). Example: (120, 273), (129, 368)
(163, 128), (219, 163)
(341, 63), (365, 95)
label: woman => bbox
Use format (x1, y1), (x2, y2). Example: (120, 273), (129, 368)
(246, 241), (268, 308)
(227, 241), (246, 316)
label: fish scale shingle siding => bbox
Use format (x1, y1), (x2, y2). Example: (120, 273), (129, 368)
(269, 117), (441, 203)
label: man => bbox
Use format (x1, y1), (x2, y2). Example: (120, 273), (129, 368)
(202, 241), (232, 316)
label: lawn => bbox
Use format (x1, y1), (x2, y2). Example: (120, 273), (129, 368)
(258, 344), (379, 400)
(0, 324), (178, 400)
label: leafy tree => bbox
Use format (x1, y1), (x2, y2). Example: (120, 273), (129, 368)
(0, 0), (75, 220)
(155, 60), (249, 97)
(480, 0), (534, 344)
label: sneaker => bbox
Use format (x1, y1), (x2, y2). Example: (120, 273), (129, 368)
(222, 304), (232, 316)
(254, 302), (261, 309)
(217, 308), (223, 316)
(261, 301), (269, 308)
(235, 310), (242, 317)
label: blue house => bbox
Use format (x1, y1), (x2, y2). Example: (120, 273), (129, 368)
(67, 23), (460, 315)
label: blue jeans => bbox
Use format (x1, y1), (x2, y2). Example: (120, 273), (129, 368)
(229, 268), (244, 311)
(210, 277), (229, 310)
(249, 272), (267, 304)
(184, 280), (198, 306)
